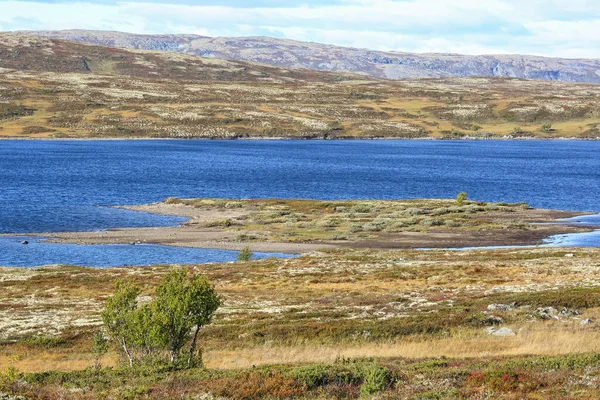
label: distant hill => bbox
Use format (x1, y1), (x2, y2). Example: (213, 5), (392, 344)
(26, 29), (600, 84)
(1, 33), (600, 140)
(0, 32), (346, 83)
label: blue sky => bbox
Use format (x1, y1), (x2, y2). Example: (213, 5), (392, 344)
(2, 0), (600, 58)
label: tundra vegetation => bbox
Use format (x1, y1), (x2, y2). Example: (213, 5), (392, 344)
(124, 197), (584, 250)
(0, 197), (596, 399)
(3, 236), (600, 397)
(1, 33), (600, 140)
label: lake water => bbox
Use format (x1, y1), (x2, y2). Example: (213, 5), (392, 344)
(1, 140), (599, 266)
(0, 236), (295, 268)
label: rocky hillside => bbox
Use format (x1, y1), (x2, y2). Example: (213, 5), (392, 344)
(0, 33), (347, 83)
(28, 29), (600, 84)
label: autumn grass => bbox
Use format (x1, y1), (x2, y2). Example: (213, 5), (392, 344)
(6, 322), (600, 371)
(4, 248), (600, 397)
(205, 325), (600, 370)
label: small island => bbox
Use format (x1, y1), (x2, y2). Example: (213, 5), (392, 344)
(35, 197), (594, 252)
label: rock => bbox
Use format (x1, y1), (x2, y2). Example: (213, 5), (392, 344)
(580, 318), (594, 326)
(537, 307), (559, 319)
(486, 327), (516, 337)
(487, 315), (504, 325)
(31, 31), (600, 84)
(20, 240), (29, 245)
(559, 307), (580, 317)
(488, 303), (515, 312)
(565, 253), (575, 258)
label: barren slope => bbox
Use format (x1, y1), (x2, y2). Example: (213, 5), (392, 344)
(30, 29), (600, 83)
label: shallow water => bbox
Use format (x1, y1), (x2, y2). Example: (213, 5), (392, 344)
(0, 236), (296, 268)
(1, 140), (599, 266)
(542, 214), (600, 247)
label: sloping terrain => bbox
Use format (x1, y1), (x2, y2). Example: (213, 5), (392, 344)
(0, 33), (345, 82)
(30, 29), (600, 83)
(1, 33), (600, 139)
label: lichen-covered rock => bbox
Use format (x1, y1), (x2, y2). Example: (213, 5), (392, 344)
(488, 303), (515, 312)
(537, 307), (559, 320)
(486, 327), (516, 337)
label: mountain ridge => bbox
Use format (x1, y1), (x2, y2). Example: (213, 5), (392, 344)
(23, 29), (600, 84)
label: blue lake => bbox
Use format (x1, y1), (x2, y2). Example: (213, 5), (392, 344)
(1, 140), (599, 266)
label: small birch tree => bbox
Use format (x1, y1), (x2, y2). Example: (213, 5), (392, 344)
(152, 269), (221, 366)
(100, 269), (220, 368)
(100, 279), (140, 367)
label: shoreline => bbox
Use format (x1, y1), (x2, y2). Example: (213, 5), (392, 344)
(8, 200), (597, 254)
(1, 136), (600, 141)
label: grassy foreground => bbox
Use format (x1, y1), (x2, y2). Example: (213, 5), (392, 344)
(3, 245), (600, 398)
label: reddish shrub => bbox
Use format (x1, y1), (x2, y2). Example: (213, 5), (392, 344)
(203, 371), (305, 399)
(464, 369), (545, 393)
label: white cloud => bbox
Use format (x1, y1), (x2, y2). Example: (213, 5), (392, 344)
(1, 0), (599, 58)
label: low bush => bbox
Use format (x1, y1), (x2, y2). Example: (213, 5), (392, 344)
(422, 218), (442, 227)
(237, 246), (253, 262)
(349, 224), (363, 233)
(352, 205), (372, 214)
(163, 197), (181, 204)
(455, 192), (467, 205)
(464, 369), (546, 393)
(203, 371), (305, 399)
(205, 219), (232, 227)
(17, 336), (66, 348)
(360, 364), (392, 397)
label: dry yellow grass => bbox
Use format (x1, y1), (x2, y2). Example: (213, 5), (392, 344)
(4, 320), (599, 373)
(204, 321), (600, 370)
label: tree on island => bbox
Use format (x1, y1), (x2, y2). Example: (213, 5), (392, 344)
(455, 192), (468, 205)
(237, 246), (253, 262)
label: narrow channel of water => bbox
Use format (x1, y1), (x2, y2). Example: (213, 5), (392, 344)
(0, 236), (297, 268)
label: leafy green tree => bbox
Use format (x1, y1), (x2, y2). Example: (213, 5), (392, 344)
(127, 304), (164, 361)
(101, 269), (220, 368)
(455, 192), (468, 205)
(101, 279), (140, 367)
(152, 269), (221, 367)
(237, 246), (253, 262)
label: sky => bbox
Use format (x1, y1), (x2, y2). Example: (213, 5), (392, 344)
(1, 0), (600, 58)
